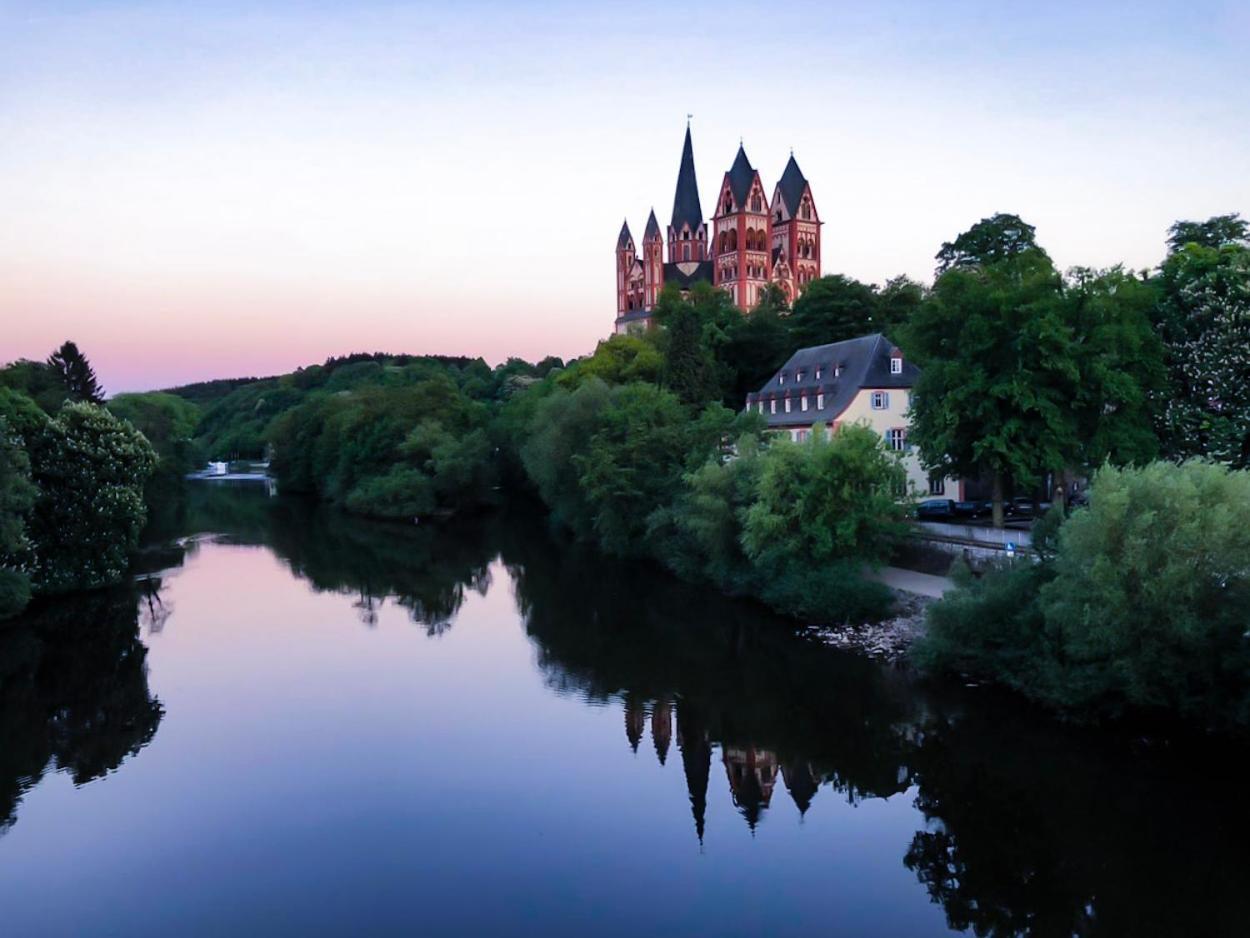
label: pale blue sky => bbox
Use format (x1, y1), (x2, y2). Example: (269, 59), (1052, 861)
(1, 1), (1247, 390)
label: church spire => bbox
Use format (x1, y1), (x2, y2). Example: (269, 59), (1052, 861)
(617, 219), (634, 250)
(670, 125), (703, 234)
(643, 209), (661, 242)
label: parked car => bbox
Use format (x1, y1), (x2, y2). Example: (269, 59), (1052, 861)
(916, 498), (957, 521)
(1008, 496), (1052, 517)
(954, 499), (992, 519)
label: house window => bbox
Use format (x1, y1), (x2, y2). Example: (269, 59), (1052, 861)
(758, 401), (764, 414)
(800, 395), (808, 412)
(796, 429), (809, 442)
(816, 392), (824, 409)
(769, 399), (776, 414)
(814, 367), (822, 380)
(890, 356), (903, 375)
(784, 397), (792, 413)
(887, 428), (907, 451)
(871, 391), (889, 409)
(779, 373), (785, 385)
(796, 370), (804, 382)
(834, 364), (842, 378)
(928, 475), (945, 496)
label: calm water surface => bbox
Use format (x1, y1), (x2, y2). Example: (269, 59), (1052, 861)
(0, 483), (1247, 937)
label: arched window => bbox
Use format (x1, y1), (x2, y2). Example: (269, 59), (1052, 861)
(723, 195), (732, 214)
(728, 230), (738, 251)
(751, 195), (762, 212)
(683, 244), (690, 261)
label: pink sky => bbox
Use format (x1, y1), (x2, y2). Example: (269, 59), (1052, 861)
(2, 1), (1247, 392)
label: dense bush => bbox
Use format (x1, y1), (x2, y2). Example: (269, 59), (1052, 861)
(268, 375), (497, 520)
(0, 417), (37, 618)
(107, 391), (203, 482)
(915, 461), (1250, 730)
(516, 375), (903, 623)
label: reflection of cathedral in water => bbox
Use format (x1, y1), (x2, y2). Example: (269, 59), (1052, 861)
(622, 695), (825, 840)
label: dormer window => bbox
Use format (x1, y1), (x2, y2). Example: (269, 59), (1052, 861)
(779, 372), (786, 385)
(769, 399), (776, 414)
(814, 366), (822, 380)
(817, 392), (825, 409)
(796, 370), (804, 382)
(890, 354), (903, 375)
(800, 395), (808, 412)
(784, 396), (792, 413)
(834, 364), (842, 378)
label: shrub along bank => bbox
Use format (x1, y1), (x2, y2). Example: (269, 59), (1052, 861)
(914, 461), (1250, 733)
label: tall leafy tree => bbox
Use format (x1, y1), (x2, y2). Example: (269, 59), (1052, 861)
(47, 341), (105, 404)
(661, 304), (719, 407)
(875, 275), (925, 337)
(908, 249), (1078, 526)
(1165, 212), (1248, 253)
(935, 213), (1049, 276)
(1063, 267), (1166, 469)
(788, 274), (879, 349)
(1152, 234), (1250, 465)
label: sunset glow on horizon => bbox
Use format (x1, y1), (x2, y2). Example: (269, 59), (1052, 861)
(3, 0), (1247, 392)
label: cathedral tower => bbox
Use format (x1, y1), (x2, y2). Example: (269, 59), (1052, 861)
(642, 209), (664, 308)
(769, 153), (821, 302)
(668, 125), (707, 264)
(712, 144), (773, 310)
(615, 220), (644, 314)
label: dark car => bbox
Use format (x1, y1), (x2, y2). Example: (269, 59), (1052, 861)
(916, 498), (957, 521)
(954, 499), (992, 519)
(1008, 496), (1052, 517)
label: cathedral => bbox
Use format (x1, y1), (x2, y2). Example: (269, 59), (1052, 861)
(614, 124), (822, 334)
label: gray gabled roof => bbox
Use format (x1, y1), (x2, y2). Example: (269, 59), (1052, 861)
(670, 126), (703, 234)
(746, 333), (920, 427)
(776, 154), (809, 216)
(643, 209), (661, 241)
(726, 144), (757, 206)
(617, 219), (633, 250)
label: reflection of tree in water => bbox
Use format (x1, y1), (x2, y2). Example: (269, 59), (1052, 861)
(496, 512), (923, 839)
(143, 483), (494, 634)
(902, 705), (1250, 938)
(0, 587), (163, 834)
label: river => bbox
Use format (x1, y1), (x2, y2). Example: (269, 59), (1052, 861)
(0, 482), (1245, 936)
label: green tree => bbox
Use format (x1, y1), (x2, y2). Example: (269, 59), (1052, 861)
(0, 359), (71, 413)
(788, 274), (879, 349)
(557, 334), (662, 389)
(107, 391), (204, 482)
(875, 275), (925, 337)
(935, 213), (1049, 276)
(20, 402), (156, 593)
(661, 304), (719, 406)
(916, 461), (1250, 731)
(46, 341), (105, 405)
(1151, 233), (1250, 466)
(908, 249), (1077, 525)
(1165, 212), (1248, 253)
(0, 417), (37, 617)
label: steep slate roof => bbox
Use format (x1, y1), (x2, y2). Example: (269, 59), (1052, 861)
(726, 144), (757, 206)
(776, 154), (809, 215)
(662, 260), (714, 289)
(747, 333), (920, 428)
(617, 219), (633, 250)
(643, 209), (661, 241)
(670, 126), (703, 233)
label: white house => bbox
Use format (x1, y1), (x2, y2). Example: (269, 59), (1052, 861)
(744, 333), (957, 497)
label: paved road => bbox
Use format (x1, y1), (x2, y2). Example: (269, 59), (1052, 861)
(866, 566), (955, 599)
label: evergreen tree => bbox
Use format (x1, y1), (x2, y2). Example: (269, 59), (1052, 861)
(661, 305), (718, 407)
(47, 341), (105, 404)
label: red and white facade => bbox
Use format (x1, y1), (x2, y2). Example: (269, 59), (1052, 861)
(614, 127), (822, 334)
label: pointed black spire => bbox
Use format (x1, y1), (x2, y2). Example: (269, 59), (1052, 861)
(677, 700), (711, 844)
(727, 143), (756, 206)
(782, 761), (820, 818)
(777, 153), (809, 216)
(670, 125), (703, 234)
(643, 209), (661, 242)
(617, 219), (633, 250)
